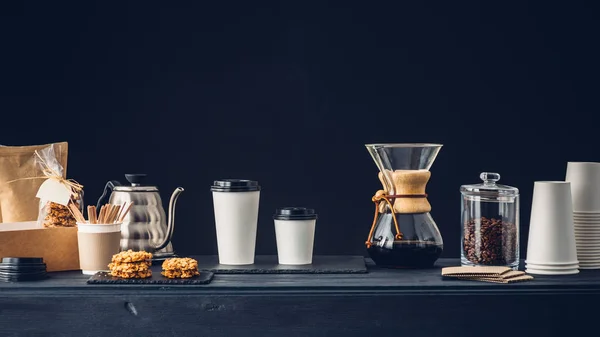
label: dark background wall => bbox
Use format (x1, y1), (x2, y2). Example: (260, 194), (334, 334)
(1, 1), (598, 259)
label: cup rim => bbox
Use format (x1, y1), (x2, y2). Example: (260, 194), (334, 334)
(364, 143), (443, 148)
(525, 263), (580, 270)
(76, 222), (122, 233)
(525, 268), (580, 274)
(525, 259), (579, 265)
(534, 181), (571, 184)
(567, 161), (600, 166)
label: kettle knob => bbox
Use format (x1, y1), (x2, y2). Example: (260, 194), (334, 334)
(125, 174), (147, 186)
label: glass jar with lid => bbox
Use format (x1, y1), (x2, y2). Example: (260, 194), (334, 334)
(460, 172), (519, 270)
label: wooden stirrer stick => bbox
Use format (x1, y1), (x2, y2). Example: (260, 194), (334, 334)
(109, 205), (121, 223)
(98, 205), (106, 224)
(91, 205), (97, 224)
(116, 202), (127, 222)
(87, 205), (96, 224)
(69, 203), (86, 223)
(118, 201), (134, 222)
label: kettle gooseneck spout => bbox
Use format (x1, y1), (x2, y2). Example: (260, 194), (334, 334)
(152, 187), (184, 251)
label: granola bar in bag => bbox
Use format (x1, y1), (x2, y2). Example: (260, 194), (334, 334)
(34, 146), (84, 228)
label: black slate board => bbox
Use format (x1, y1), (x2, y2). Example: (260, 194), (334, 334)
(86, 266), (214, 285)
(193, 255), (367, 274)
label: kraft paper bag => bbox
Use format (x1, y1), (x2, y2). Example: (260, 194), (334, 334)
(0, 142), (68, 223)
(0, 221), (79, 272)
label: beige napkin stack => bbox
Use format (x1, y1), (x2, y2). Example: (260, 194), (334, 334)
(441, 266), (534, 284)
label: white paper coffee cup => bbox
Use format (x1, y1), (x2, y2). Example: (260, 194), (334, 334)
(526, 182), (579, 271)
(77, 222), (122, 275)
(211, 179), (260, 265)
(273, 207), (317, 265)
(566, 162), (600, 212)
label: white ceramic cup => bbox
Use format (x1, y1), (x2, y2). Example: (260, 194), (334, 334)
(77, 222), (122, 275)
(526, 181), (579, 273)
(273, 207), (317, 265)
(211, 179), (260, 265)
(566, 162), (600, 212)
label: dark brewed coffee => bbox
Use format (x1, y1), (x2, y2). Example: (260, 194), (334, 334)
(367, 241), (443, 268)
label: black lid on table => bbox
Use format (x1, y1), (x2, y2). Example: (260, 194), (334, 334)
(0, 257), (47, 282)
(1, 257), (44, 265)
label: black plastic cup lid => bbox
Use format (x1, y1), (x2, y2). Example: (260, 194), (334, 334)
(0, 264), (46, 270)
(1, 257), (44, 265)
(211, 179), (260, 192)
(0, 273), (48, 282)
(0, 270), (46, 276)
(273, 207), (318, 220)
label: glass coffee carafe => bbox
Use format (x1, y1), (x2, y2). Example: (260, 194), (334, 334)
(365, 143), (444, 268)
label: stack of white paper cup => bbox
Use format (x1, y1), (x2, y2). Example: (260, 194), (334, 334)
(273, 207), (318, 265)
(525, 181), (579, 275)
(566, 162), (600, 269)
(211, 179), (260, 265)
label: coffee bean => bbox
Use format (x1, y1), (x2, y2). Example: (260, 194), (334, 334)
(463, 216), (517, 265)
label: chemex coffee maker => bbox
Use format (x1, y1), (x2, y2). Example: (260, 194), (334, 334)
(365, 143), (444, 268)
(97, 174), (184, 261)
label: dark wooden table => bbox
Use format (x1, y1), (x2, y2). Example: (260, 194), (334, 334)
(0, 258), (595, 337)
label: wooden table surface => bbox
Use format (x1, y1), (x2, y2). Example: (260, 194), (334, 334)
(0, 258), (595, 337)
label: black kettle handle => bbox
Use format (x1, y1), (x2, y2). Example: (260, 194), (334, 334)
(96, 180), (122, 209)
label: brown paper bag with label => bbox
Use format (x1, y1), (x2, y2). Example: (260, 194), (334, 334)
(0, 142), (68, 223)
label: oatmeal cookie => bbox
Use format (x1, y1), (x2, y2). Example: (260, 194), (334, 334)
(108, 261), (151, 273)
(42, 201), (78, 228)
(160, 257), (200, 279)
(161, 257), (198, 271)
(161, 269), (200, 279)
(110, 268), (152, 279)
(111, 250), (153, 263)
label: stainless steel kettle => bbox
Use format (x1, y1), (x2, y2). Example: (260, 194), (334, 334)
(97, 174), (184, 260)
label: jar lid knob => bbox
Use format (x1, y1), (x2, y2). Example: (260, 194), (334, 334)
(480, 172), (500, 185)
